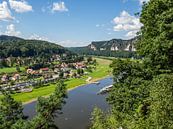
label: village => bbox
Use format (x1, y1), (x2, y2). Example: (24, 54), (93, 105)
(0, 55), (97, 93)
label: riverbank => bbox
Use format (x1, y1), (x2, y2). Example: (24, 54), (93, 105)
(23, 77), (113, 129)
(23, 75), (111, 105)
(2, 58), (112, 104)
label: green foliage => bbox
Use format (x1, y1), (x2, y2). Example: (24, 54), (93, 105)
(137, 0), (173, 70)
(90, 107), (119, 129)
(31, 80), (67, 129)
(0, 36), (72, 58)
(147, 74), (173, 129)
(90, 1), (173, 129)
(0, 81), (67, 129)
(69, 38), (139, 58)
(69, 47), (138, 58)
(87, 56), (93, 63)
(90, 108), (106, 129)
(59, 71), (64, 79)
(0, 91), (24, 129)
(16, 66), (20, 72)
(107, 59), (151, 127)
(77, 69), (84, 75)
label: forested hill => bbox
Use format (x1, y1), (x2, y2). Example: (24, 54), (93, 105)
(69, 38), (138, 58)
(0, 35), (74, 58)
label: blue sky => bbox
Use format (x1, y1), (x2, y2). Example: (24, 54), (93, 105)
(0, 0), (148, 47)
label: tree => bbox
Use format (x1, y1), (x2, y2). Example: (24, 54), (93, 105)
(1, 59), (8, 67)
(90, 108), (106, 129)
(137, 0), (173, 70)
(33, 80), (67, 129)
(77, 69), (84, 75)
(0, 91), (24, 129)
(16, 65), (21, 72)
(147, 75), (173, 129)
(87, 56), (93, 63)
(91, 1), (173, 128)
(59, 71), (64, 79)
(0, 81), (67, 129)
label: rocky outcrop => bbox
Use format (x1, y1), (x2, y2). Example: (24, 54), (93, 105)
(87, 38), (137, 52)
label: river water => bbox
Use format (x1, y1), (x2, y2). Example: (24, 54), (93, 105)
(23, 77), (113, 129)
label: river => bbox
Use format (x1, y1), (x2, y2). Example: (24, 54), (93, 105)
(23, 77), (113, 129)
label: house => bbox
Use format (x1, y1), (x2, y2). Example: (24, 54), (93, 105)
(40, 68), (49, 73)
(11, 73), (20, 81)
(1, 74), (8, 82)
(54, 68), (60, 73)
(27, 69), (33, 74)
(75, 62), (86, 69)
(52, 54), (61, 61)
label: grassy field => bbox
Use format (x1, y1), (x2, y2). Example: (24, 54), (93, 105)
(90, 58), (112, 80)
(1, 57), (112, 103)
(0, 67), (25, 74)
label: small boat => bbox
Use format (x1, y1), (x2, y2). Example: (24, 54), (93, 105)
(86, 77), (92, 82)
(97, 85), (113, 94)
(91, 81), (100, 85)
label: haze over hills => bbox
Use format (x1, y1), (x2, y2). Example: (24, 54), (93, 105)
(69, 38), (138, 58)
(0, 35), (74, 58)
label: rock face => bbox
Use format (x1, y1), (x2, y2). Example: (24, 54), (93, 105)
(90, 44), (97, 51)
(111, 44), (119, 51)
(88, 38), (137, 52)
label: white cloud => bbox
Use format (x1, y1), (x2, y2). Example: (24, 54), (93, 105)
(0, 1), (14, 21)
(5, 24), (21, 36)
(29, 34), (49, 41)
(125, 30), (138, 38)
(9, 0), (32, 13)
(52, 2), (68, 12)
(113, 10), (142, 38)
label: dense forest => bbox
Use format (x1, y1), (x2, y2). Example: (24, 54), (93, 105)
(90, 0), (173, 128)
(0, 35), (73, 58)
(69, 47), (138, 58)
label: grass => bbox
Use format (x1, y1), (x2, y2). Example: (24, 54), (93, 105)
(0, 67), (25, 74)
(0, 57), (112, 103)
(89, 58), (112, 80)
(12, 77), (87, 103)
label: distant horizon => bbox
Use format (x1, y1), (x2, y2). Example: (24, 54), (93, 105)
(0, 0), (148, 47)
(0, 34), (136, 47)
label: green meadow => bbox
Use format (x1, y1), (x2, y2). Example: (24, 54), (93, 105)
(0, 67), (25, 74)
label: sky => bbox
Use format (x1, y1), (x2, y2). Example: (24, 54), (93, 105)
(0, 0), (149, 47)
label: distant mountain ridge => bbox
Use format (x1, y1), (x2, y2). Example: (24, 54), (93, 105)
(68, 38), (138, 58)
(0, 35), (73, 58)
(0, 35), (23, 41)
(88, 38), (137, 52)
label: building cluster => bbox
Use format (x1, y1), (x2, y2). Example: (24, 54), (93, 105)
(0, 61), (87, 85)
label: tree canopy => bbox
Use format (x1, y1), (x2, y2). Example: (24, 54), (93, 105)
(91, 0), (173, 128)
(0, 81), (67, 129)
